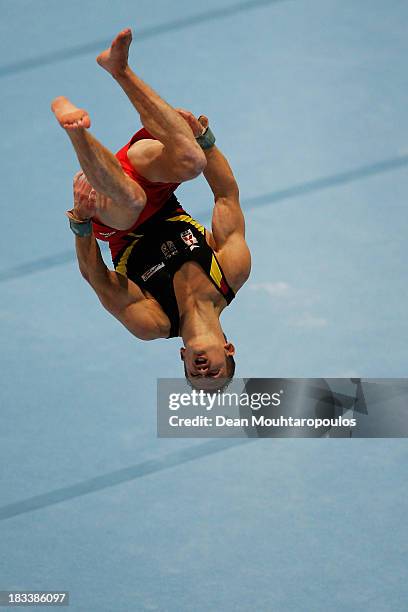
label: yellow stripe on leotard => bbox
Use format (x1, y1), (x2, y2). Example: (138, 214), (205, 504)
(209, 254), (223, 289)
(115, 235), (143, 276)
(166, 214), (205, 235)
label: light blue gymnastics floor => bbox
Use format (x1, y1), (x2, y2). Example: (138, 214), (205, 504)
(1, 1), (408, 610)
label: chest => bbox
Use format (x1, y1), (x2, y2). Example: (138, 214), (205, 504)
(173, 261), (226, 305)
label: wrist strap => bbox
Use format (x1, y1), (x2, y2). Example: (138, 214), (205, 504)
(66, 209), (92, 237)
(196, 126), (216, 150)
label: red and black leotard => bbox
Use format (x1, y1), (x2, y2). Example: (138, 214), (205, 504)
(91, 127), (180, 261)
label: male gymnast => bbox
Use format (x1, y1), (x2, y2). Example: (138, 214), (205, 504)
(51, 28), (251, 386)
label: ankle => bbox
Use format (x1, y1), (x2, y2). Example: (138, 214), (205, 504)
(66, 126), (87, 140)
(113, 64), (131, 81)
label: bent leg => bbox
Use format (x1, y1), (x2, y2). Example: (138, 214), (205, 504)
(96, 29), (206, 183)
(51, 96), (147, 230)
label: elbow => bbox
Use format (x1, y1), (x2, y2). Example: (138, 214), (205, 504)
(78, 264), (90, 283)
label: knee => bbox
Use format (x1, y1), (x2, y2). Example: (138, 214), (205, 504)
(176, 147), (207, 181)
(126, 183), (147, 212)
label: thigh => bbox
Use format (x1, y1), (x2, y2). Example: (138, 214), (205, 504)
(127, 139), (192, 184)
(94, 191), (141, 231)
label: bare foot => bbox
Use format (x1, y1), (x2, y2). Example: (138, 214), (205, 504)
(51, 96), (91, 130)
(96, 28), (132, 77)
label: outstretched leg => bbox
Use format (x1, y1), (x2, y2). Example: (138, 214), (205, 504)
(51, 96), (146, 230)
(96, 29), (206, 184)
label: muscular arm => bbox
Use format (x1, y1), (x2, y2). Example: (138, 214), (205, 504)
(75, 234), (163, 339)
(74, 233), (131, 314)
(172, 112), (251, 287)
(202, 145), (239, 200)
(203, 144), (251, 289)
(75, 233), (109, 288)
(71, 173), (163, 340)
(175, 111), (246, 245)
(202, 145), (244, 245)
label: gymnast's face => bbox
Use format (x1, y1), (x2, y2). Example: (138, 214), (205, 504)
(180, 339), (235, 385)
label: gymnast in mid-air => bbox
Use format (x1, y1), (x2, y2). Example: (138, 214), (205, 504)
(51, 28), (251, 388)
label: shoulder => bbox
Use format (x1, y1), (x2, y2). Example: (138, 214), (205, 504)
(110, 298), (170, 341)
(97, 271), (170, 340)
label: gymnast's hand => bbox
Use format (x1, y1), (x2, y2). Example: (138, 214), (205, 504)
(176, 108), (209, 138)
(72, 171), (97, 220)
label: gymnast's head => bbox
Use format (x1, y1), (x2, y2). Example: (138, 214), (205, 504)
(180, 332), (235, 391)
